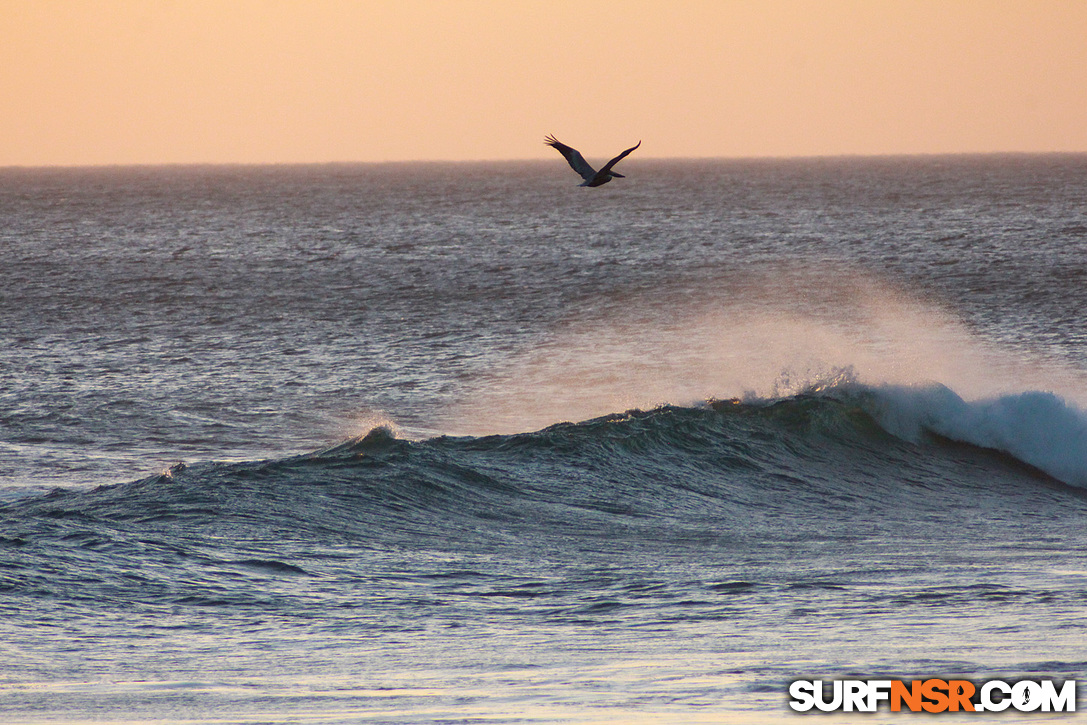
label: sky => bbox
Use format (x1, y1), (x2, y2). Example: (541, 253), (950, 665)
(2, 0), (1086, 166)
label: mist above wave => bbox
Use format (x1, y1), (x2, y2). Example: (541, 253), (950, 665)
(442, 268), (1086, 454)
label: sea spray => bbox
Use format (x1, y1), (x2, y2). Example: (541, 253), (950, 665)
(442, 270), (1087, 438)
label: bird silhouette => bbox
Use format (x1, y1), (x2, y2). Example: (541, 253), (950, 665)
(544, 135), (641, 187)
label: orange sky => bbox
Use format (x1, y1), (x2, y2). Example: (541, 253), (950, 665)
(2, 0), (1085, 166)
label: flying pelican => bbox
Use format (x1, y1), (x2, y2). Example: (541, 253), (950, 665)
(544, 135), (641, 187)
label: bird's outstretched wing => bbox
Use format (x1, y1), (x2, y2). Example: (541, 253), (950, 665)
(597, 140), (642, 179)
(544, 135), (596, 181)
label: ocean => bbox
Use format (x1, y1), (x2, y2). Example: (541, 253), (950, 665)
(1, 155), (1085, 723)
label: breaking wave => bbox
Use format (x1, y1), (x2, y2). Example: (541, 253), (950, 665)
(6, 381), (1082, 555)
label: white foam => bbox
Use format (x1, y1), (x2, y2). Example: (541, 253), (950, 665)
(866, 383), (1087, 489)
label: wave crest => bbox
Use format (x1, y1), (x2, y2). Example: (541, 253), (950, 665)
(862, 384), (1087, 488)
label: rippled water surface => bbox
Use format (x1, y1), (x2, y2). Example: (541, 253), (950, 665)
(1, 156), (1086, 722)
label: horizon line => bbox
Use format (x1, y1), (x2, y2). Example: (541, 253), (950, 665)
(3, 149), (1086, 172)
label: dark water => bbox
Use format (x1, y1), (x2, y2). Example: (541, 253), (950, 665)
(1, 156), (1085, 723)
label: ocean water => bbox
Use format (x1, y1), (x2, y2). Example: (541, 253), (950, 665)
(1, 155), (1085, 723)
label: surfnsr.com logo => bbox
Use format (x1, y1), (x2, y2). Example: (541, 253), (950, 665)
(789, 679), (1076, 713)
